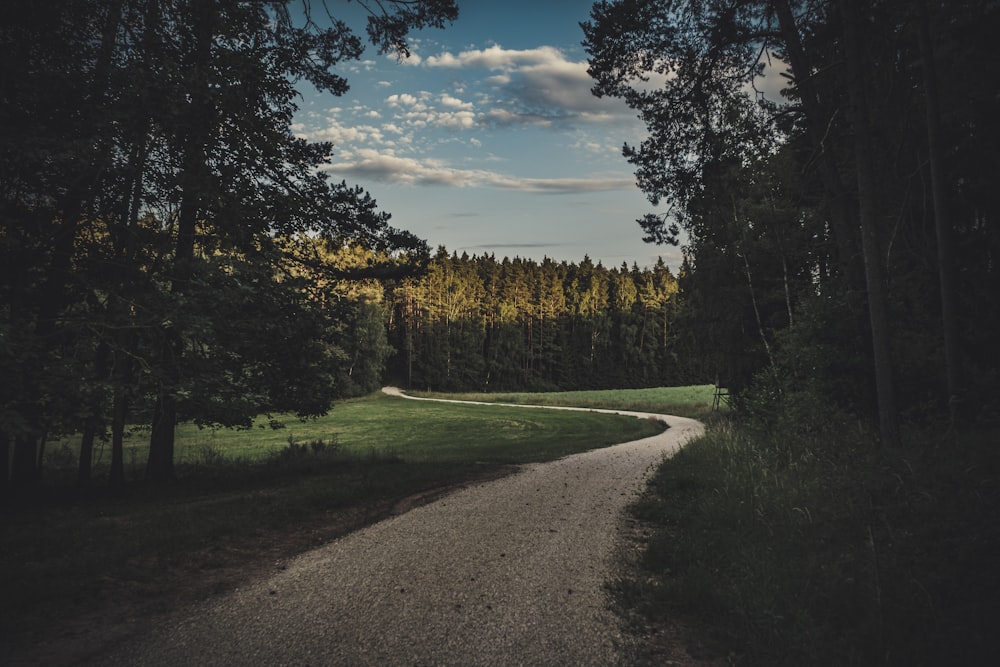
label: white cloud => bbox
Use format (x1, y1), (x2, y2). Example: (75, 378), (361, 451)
(746, 52), (790, 104)
(419, 44), (637, 129)
(322, 149), (634, 193)
(386, 92), (420, 108)
(574, 138), (606, 155)
(382, 90), (482, 132)
(424, 45), (566, 70)
(312, 124), (366, 144)
(440, 93), (473, 110)
(434, 110), (477, 129)
(483, 108), (551, 127)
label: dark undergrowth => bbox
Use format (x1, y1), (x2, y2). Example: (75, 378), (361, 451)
(0, 440), (490, 663)
(615, 403), (1000, 666)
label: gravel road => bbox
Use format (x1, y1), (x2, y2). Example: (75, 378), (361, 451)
(97, 389), (703, 666)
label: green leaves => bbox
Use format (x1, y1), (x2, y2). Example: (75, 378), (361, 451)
(382, 252), (684, 392)
(1, 0), (459, 485)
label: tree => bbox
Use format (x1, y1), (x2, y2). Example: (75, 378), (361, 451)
(584, 0), (1000, 431)
(838, 0), (898, 444)
(1, 0), (129, 486)
(382, 250), (685, 393)
(582, 1), (900, 437)
(1, 0), (456, 488)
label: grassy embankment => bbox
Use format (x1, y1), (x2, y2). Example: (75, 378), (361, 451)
(1, 388), (675, 658)
(614, 404), (1000, 666)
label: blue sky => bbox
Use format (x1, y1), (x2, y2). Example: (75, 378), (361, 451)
(293, 0), (675, 270)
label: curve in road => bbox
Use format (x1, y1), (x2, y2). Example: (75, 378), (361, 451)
(98, 388), (703, 666)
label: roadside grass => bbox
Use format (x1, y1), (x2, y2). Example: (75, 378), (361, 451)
(410, 384), (718, 420)
(42, 391), (674, 482)
(0, 390), (667, 658)
(614, 410), (1000, 666)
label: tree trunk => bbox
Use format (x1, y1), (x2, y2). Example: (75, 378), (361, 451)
(0, 431), (9, 495)
(37, 0), (124, 341)
(773, 0), (876, 411)
(741, 249), (779, 386)
(919, 2), (965, 422)
(10, 436), (39, 486)
(841, 0), (900, 446)
(145, 0), (216, 481)
(36, 433), (47, 479)
(147, 393), (177, 482)
(78, 423), (96, 488)
(110, 384), (127, 490)
(773, 0), (865, 295)
(79, 337), (112, 487)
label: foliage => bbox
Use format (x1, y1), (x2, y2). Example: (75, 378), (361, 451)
(384, 251), (687, 392)
(583, 0), (1000, 434)
(1, 0), (456, 488)
(618, 409), (1000, 666)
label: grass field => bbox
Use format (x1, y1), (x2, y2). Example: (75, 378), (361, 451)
(408, 384), (718, 420)
(42, 390), (674, 481)
(2, 387), (698, 659)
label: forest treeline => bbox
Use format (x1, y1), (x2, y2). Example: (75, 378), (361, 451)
(382, 249), (686, 392)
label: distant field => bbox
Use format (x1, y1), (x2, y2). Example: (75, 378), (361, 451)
(408, 385), (718, 420)
(45, 389), (672, 478)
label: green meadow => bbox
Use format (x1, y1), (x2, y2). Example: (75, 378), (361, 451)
(408, 384), (718, 419)
(43, 389), (673, 477)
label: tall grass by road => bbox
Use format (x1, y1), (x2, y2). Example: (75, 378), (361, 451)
(615, 406), (1000, 666)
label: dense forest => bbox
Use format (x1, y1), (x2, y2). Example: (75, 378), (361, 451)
(581, 0), (999, 440)
(579, 3), (1000, 661)
(0, 0), (458, 488)
(383, 250), (685, 392)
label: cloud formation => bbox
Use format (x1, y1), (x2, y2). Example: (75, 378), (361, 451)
(322, 150), (633, 194)
(420, 45), (633, 127)
(296, 42), (644, 196)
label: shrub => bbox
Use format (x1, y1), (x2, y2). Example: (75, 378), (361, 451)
(271, 436), (342, 467)
(622, 408), (1000, 665)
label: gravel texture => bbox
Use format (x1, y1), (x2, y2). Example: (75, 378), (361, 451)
(97, 390), (703, 666)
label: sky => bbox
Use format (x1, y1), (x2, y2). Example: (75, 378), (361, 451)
(290, 0), (679, 271)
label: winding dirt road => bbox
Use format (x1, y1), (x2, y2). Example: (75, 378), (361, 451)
(96, 389), (703, 666)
